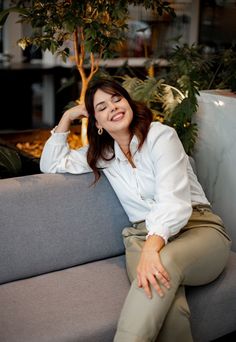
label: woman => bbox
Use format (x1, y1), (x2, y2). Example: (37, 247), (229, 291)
(40, 79), (231, 342)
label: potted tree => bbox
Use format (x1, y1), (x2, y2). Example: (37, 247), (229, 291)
(0, 0), (175, 146)
(0, 0), (176, 178)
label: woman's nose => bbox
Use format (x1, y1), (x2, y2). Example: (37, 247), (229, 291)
(109, 101), (117, 112)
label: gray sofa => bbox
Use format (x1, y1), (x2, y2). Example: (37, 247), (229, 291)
(0, 170), (236, 342)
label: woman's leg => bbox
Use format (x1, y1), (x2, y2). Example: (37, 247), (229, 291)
(157, 286), (193, 342)
(115, 224), (192, 342)
(114, 209), (231, 342)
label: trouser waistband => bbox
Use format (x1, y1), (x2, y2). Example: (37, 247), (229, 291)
(132, 204), (212, 227)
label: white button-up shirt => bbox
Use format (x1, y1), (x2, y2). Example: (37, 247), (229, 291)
(40, 122), (210, 243)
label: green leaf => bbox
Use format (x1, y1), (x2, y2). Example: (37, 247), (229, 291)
(64, 21), (76, 33)
(121, 76), (143, 100)
(179, 123), (198, 155)
(0, 10), (9, 27)
(135, 77), (162, 105)
(50, 41), (58, 54)
(0, 7), (28, 27)
(161, 84), (183, 117)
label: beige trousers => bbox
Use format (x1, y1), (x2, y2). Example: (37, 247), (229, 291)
(114, 206), (231, 342)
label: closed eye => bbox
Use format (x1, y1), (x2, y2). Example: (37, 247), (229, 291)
(95, 94), (122, 112)
(112, 95), (122, 103)
(97, 103), (106, 111)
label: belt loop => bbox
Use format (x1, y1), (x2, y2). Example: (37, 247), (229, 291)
(132, 220), (145, 228)
(193, 204), (212, 214)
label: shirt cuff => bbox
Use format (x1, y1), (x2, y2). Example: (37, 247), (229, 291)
(146, 231), (168, 245)
(145, 220), (170, 244)
(49, 126), (70, 143)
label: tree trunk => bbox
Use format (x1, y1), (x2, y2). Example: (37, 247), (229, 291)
(73, 28), (99, 147)
(79, 77), (88, 146)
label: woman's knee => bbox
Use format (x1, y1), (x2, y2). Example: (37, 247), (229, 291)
(159, 245), (182, 281)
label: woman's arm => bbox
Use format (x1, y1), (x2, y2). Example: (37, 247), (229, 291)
(136, 123), (192, 298)
(55, 104), (88, 133)
(145, 123), (192, 243)
(40, 105), (90, 174)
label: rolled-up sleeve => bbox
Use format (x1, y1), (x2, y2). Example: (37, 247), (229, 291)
(145, 125), (192, 243)
(40, 130), (91, 174)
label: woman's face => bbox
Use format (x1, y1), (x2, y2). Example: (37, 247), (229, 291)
(93, 89), (133, 138)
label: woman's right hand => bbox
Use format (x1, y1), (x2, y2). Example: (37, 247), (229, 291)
(64, 104), (89, 122)
(55, 104), (89, 133)
(137, 235), (170, 299)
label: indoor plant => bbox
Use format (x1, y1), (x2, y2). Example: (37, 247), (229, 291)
(0, 0), (175, 146)
(121, 42), (236, 155)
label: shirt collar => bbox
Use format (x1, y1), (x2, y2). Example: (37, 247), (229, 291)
(114, 135), (139, 161)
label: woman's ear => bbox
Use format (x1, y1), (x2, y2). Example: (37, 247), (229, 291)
(95, 121), (102, 130)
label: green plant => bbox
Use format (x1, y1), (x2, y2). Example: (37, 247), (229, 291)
(0, 146), (22, 178)
(122, 42), (236, 155)
(164, 44), (213, 154)
(0, 0), (175, 145)
(121, 44), (215, 155)
(121, 75), (195, 154)
(165, 43), (236, 151)
(209, 45), (236, 91)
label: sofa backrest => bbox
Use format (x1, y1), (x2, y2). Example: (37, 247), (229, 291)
(194, 91), (236, 251)
(0, 173), (130, 285)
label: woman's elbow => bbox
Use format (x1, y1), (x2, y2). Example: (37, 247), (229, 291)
(39, 160), (57, 174)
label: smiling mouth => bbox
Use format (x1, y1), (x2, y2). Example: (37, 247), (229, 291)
(111, 112), (124, 121)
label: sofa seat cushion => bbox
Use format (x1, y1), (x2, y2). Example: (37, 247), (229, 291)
(0, 255), (130, 342)
(1, 253), (236, 342)
(187, 251), (236, 342)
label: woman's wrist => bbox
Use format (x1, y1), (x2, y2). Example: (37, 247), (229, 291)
(144, 235), (165, 253)
(55, 105), (88, 133)
(55, 111), (73, 133)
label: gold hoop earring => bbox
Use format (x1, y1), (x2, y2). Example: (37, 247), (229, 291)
(98, 128), (103, 135)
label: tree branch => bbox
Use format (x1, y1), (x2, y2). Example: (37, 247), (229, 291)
(79, 27), (85, 67)
(73, 27), (80, 70)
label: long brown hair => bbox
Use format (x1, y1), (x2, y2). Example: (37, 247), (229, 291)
(85, 78), (153, 183)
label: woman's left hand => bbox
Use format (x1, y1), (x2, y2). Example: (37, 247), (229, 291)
(137, 235), (170, 299)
